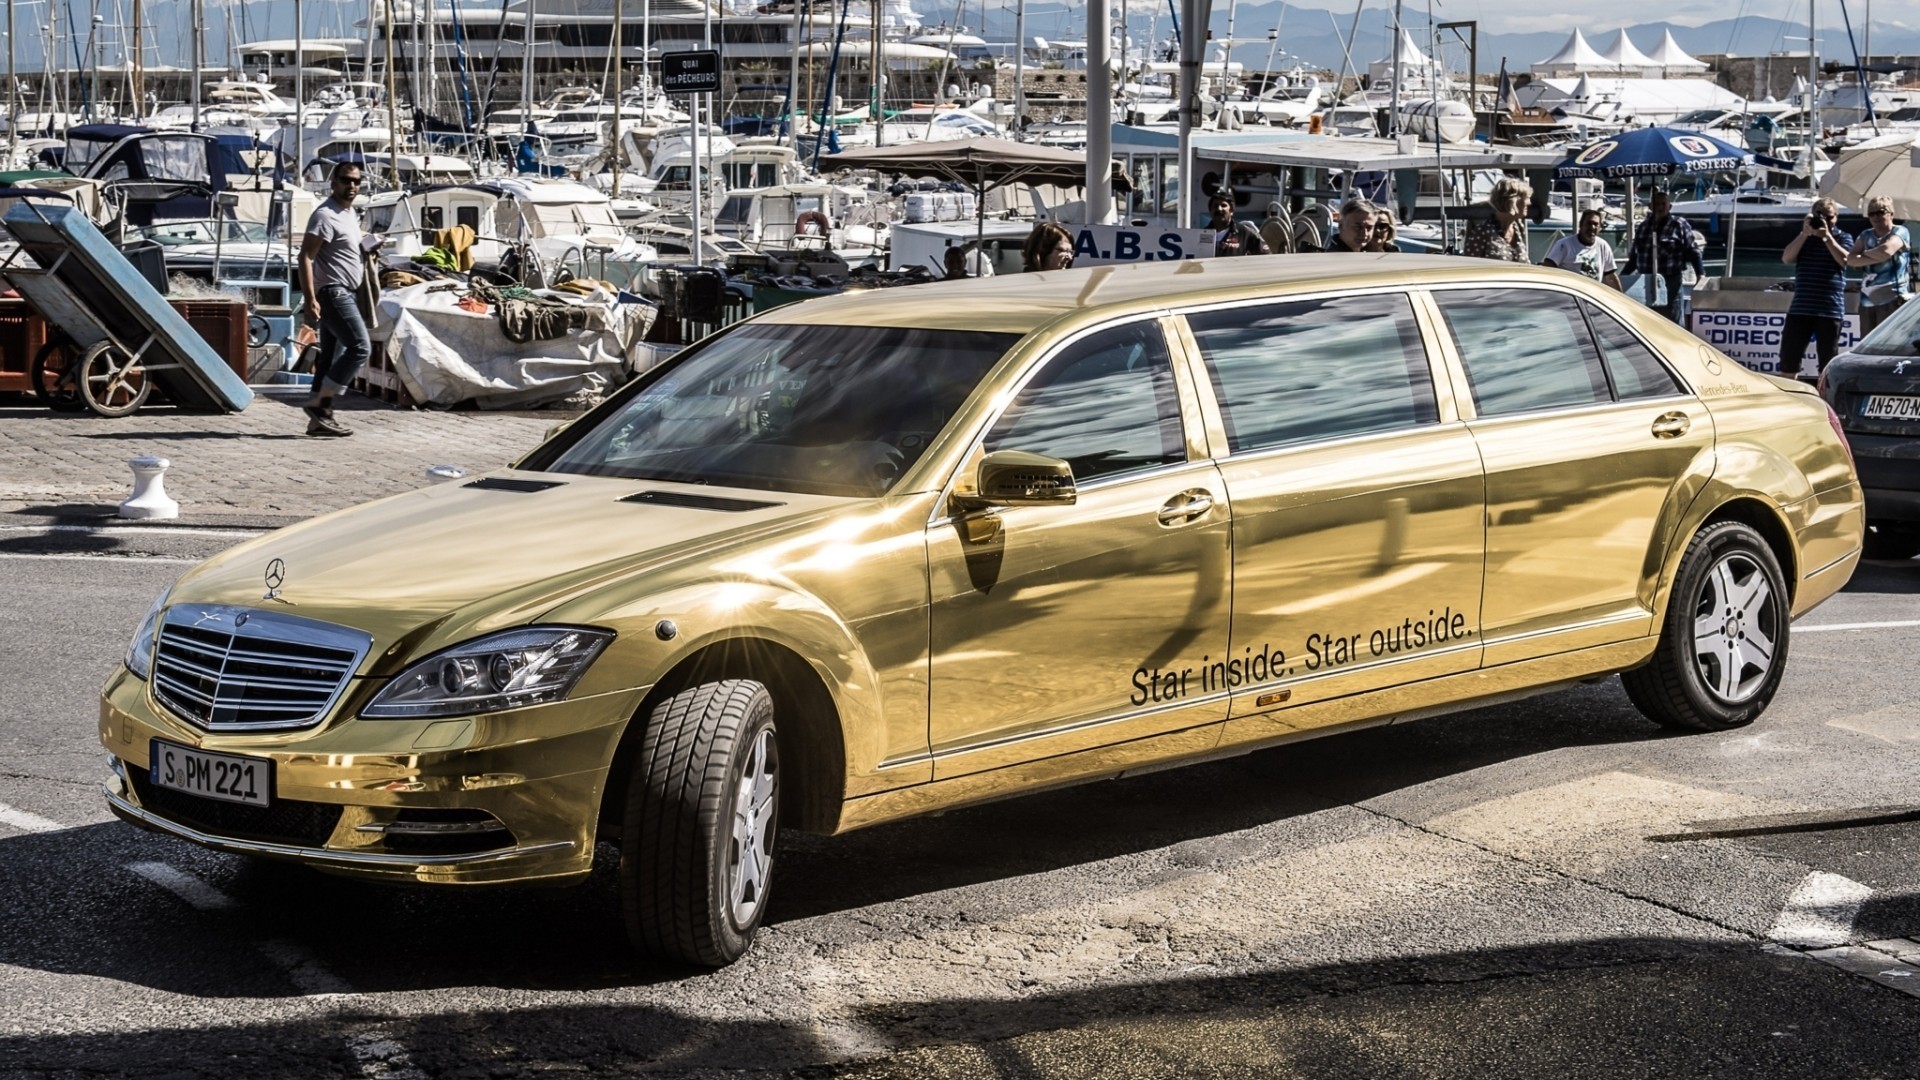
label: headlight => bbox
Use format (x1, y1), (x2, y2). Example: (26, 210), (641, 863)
(361, 626), (614, 719)
(125, 587), (170, 680)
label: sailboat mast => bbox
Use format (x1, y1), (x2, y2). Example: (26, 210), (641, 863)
(190, 0), (200, 126)
(610, 0), (620, 196)
(786, 0), (800, 147)
(294, 0), (304, 183)
(386, 0), (400, 183)
(520, 0), (534, 117)
(6, 0), (14, 162)
(129, 0), (141, 116)
(1808, 0), (1818, 174)
(1012, 0), (1024, 131)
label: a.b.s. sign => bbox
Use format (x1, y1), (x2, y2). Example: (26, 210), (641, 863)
(1069, 225), (1217, 265)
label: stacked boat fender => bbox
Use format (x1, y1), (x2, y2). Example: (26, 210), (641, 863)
(902, 191), (978, 224)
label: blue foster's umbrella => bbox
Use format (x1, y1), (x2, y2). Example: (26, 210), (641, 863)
(1555, 126), (1755, 180)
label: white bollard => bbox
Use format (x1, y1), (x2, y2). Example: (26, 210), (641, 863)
(119, 455), (179, 520)
(424, 464), (469, 484)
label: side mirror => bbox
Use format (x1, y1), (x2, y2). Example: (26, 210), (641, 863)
(969, 449), (1077, 507)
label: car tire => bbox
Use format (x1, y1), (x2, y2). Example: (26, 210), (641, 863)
(1622, 521), (1789, 731)
(619, 679), (779, 968)
(1862, 522), (1920, 561)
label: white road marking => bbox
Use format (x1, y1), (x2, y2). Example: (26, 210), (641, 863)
(256, 939), (356, 997)
(0, 552), (201, 564)
(1796, 618), (1920, 633)
(0, 524), (262, 538)
(0, 802), (65, 833)
(256, 940), (427, 1077)
(1764, 873), (1920, 998)
(127, 862), (235, 911)
(1768, 871), (1873, 949)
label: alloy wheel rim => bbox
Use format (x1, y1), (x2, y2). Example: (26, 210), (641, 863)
(1690, 552), (1778, 703)
(727, 727), (778, 927)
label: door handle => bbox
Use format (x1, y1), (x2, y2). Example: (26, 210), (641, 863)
(1156, 491), (1214, 526)
(1650, 411), (1691, 439)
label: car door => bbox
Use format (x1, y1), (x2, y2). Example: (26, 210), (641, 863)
(1430, 287), (1714, 665)
(926, 318), (1232, 779)
(1181, 290), (1488, 744)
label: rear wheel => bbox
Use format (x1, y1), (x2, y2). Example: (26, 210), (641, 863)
(1622, 521), (1789, 731)
(28, 341), (84, 412)
(1863, 522), (1920, 561)
(619, 679), (780, 968)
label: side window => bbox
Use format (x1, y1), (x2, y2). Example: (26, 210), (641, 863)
(456, 205), (481, 232)
(420, 205), (445, 231)
(985, 321), (1185, 483)
(1582, 300), (1685, 400)
(1187, 292), (1439, 453)
(1436, 289), (1610, 417)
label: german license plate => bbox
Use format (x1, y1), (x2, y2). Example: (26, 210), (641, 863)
(149, 739), (271, 807)
(1862, 395), (1920, 420)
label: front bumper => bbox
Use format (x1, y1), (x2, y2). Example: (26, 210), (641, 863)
(99, 667), (646, 885)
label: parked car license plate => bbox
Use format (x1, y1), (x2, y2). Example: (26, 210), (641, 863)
(1862, 395), (1920, 420)
(149, 739), (271, 807)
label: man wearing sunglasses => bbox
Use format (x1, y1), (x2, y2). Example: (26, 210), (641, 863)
(1845, 197), (1910, 336)
(1779, 196), (1853, 382)
(297, 163), (373, 436)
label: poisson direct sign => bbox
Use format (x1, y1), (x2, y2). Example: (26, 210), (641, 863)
(661, 50), (721, 95)
(1692, 310), (1864, 375)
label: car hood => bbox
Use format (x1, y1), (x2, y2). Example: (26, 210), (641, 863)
(163, 471), (846, 661)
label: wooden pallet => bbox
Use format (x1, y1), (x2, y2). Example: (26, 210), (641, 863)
(349, 344), (418, 408)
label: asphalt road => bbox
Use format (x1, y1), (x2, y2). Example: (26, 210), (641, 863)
(3, 530), (1919, 1079)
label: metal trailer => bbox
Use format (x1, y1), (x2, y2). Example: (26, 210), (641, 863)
(3, 200), (252, 417)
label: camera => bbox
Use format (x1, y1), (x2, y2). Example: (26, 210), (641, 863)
(1807, 214), (1827, 230)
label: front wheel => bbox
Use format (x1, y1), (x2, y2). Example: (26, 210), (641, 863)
(1622, 521), (1789, 731)
(620, 679), (780, 967)
(77, 340), (151, 417)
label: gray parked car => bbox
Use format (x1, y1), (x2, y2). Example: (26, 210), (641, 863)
(1823, 298), (1920, 557)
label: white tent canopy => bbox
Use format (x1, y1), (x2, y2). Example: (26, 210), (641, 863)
(1518, 76), (1745, 126)
(1644, 29), (1708, 69)
(1598, 30), (1659, 72)
(1533, 28), (1611, 74)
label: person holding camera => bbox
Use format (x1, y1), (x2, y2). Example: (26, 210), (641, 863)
(1778, 197), (1853, 381)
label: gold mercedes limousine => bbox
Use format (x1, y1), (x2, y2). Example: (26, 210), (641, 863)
(100, 255), (1862, 966)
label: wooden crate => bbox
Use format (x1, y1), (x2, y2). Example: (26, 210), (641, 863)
(0, 297), (49, 394)
(168, 298), (251, 383)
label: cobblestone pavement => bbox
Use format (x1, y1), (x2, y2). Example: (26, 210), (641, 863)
(0, 389), (563, 528)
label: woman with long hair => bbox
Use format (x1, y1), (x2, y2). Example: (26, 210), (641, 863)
(1023, 222), (1075, 272)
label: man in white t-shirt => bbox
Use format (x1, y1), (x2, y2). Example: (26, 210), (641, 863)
(1542, 208), (1623, 291)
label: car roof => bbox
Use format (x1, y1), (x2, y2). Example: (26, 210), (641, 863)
(753, 254), (1603, 335)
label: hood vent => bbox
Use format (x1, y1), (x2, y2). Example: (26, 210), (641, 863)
(465, 477), (566, 493)
(622, 490), (782, 513)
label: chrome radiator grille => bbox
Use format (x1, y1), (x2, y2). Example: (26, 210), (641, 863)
(151, 606), (372, 732)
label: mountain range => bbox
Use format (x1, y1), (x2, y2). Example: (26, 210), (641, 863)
(920, 2), (1920, 75)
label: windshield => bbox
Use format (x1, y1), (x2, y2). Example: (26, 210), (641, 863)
(1855, 297), (1920, 356)
(540, 323), (1018, 497)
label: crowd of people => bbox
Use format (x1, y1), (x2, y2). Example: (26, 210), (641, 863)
(946, 182), (1912, 380)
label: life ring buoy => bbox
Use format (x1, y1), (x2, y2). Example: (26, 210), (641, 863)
(796, 210), (830, 237)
